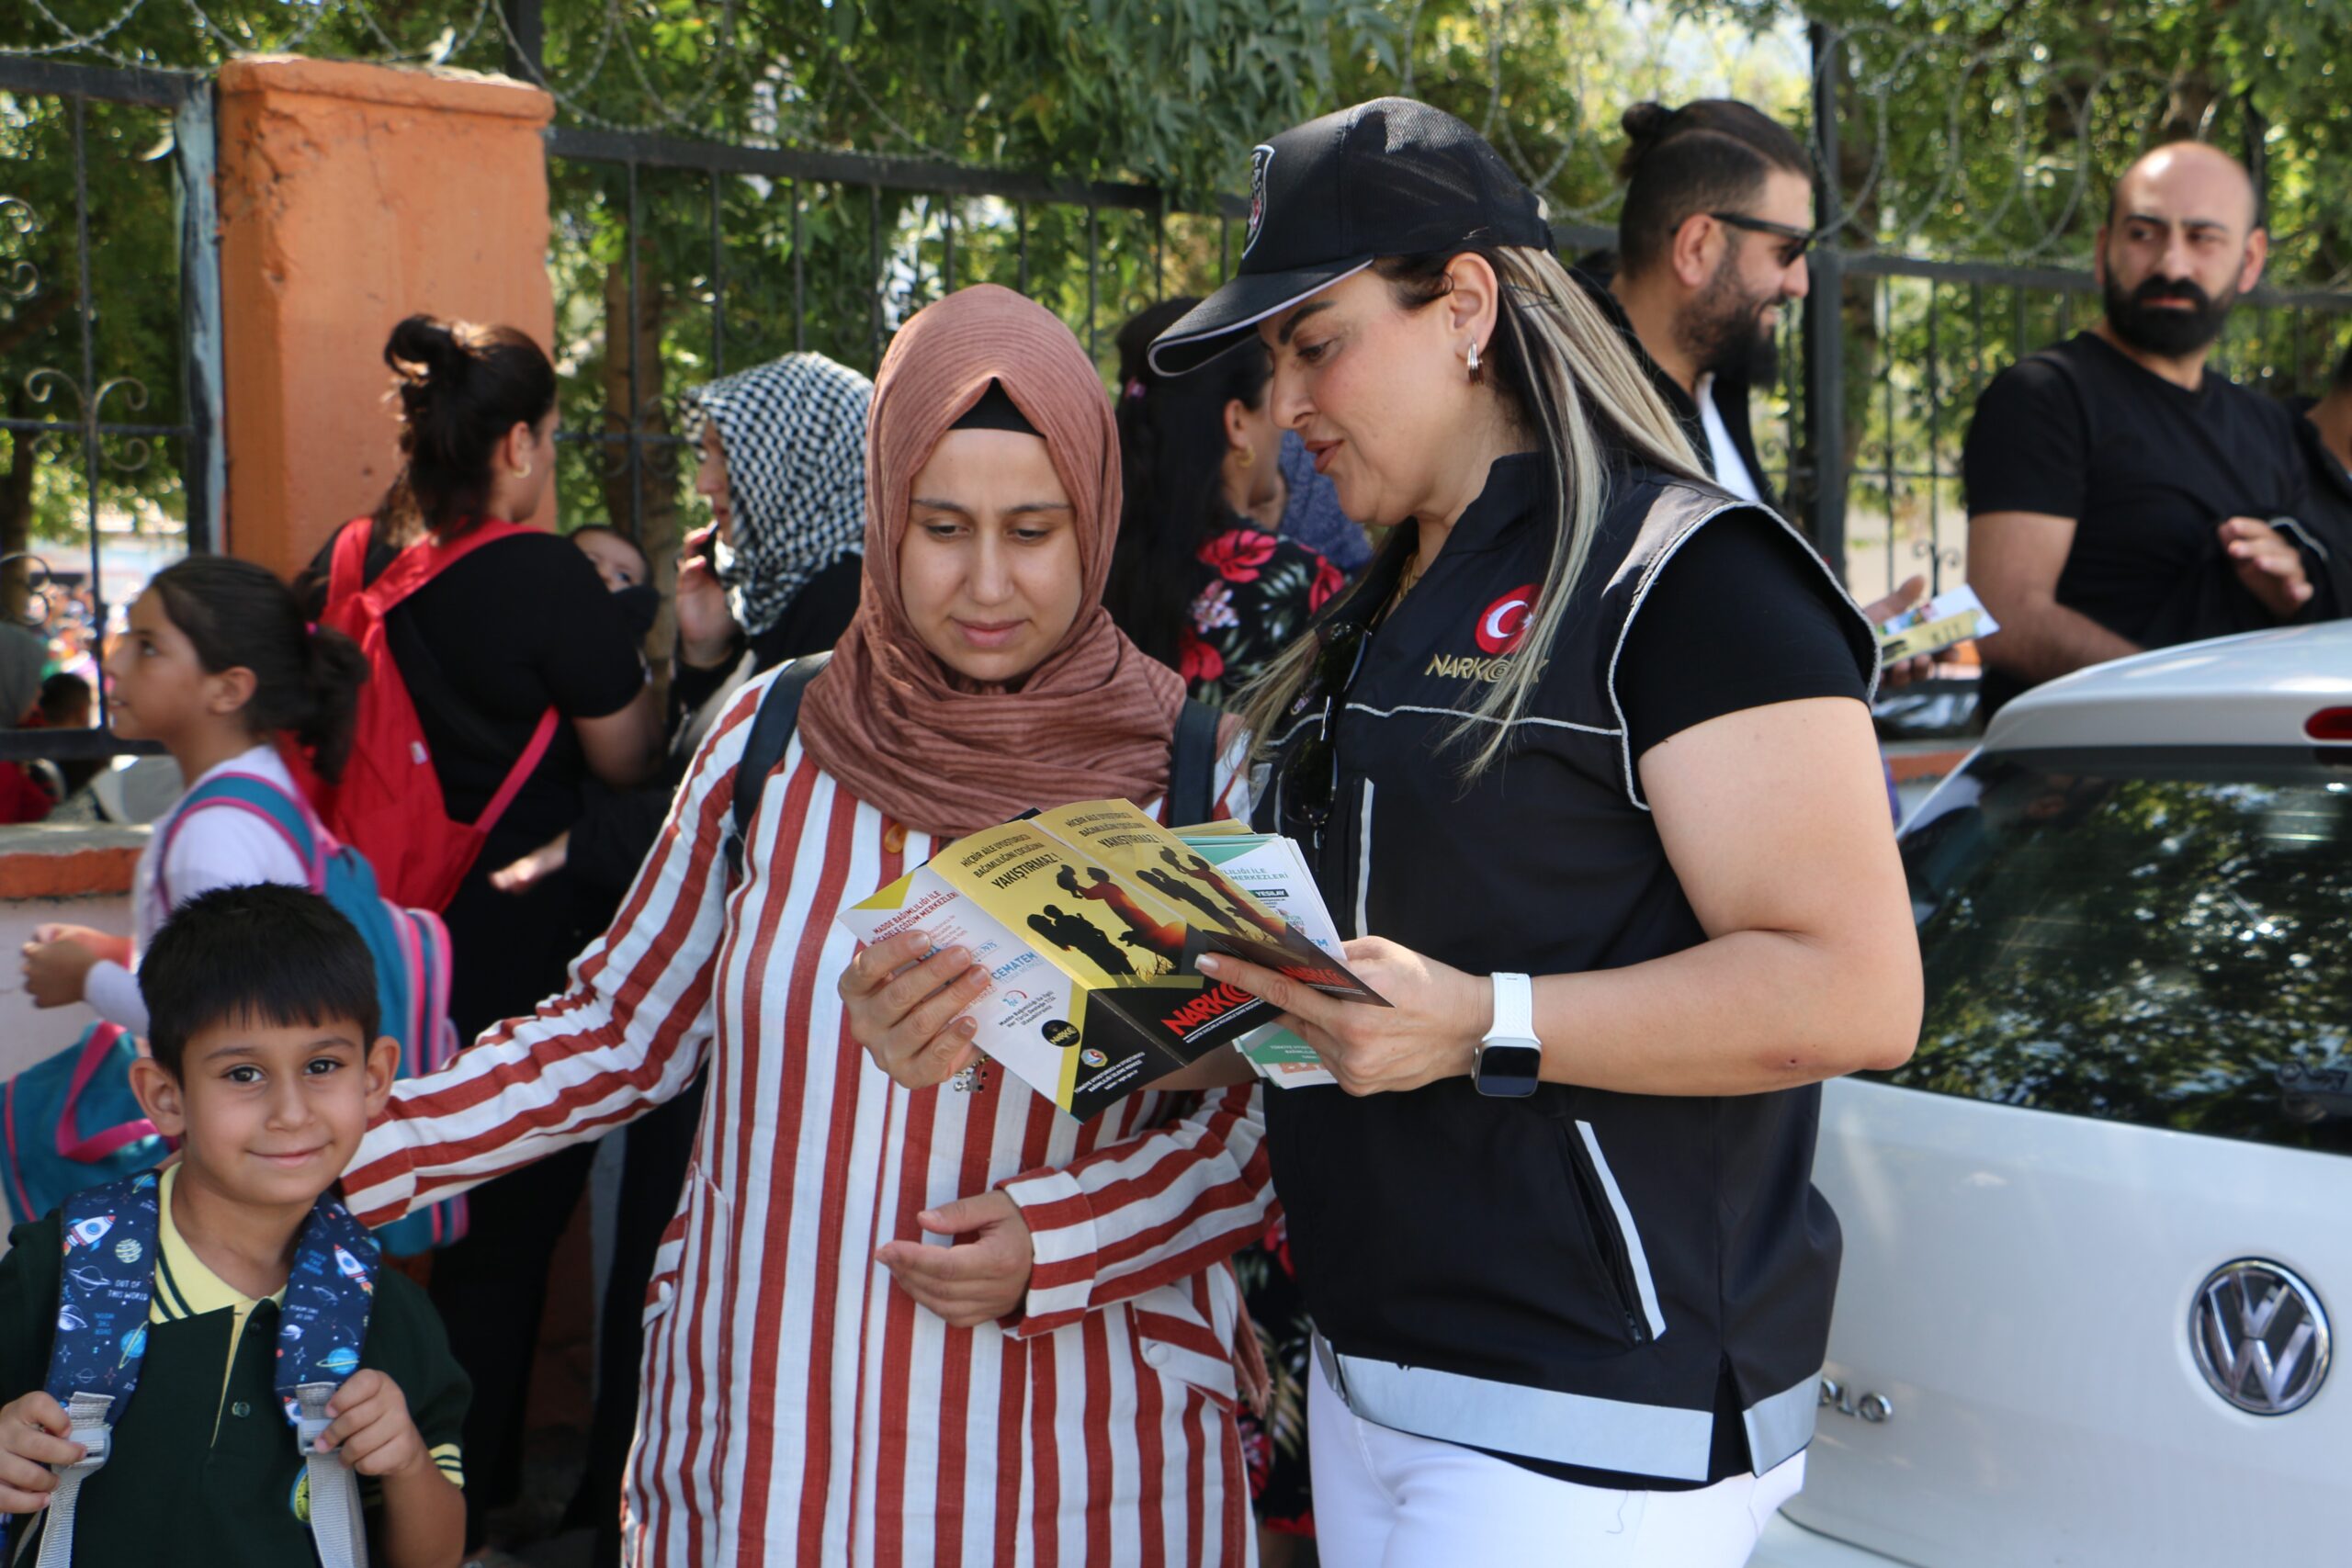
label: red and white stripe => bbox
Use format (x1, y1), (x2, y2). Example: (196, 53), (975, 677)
(342, 671), (1273, 1566)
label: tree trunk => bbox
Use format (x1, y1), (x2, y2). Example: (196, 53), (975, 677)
(598, 245), (681, 690)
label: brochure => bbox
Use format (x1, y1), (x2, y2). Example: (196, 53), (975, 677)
(1879, 584), (2000, 663)
(838, 801), (1382, 1121)
(1171, 827), (1345, 1088)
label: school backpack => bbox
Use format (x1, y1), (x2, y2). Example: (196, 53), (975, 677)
(157, 772), (467, 1258)
(718, 653), (1221, 881)
(0, 1024), (163, 1236)
(7, 1171), (378, 1568)
(293, 517), (560, 914)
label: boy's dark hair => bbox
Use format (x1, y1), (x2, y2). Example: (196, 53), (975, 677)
(1616, 99), (1812, 280)
(140, 885), (380, 1075)
(37, 671), (91, 725)
(2334, 339), (2352, 393)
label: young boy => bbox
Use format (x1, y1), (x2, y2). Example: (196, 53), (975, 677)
(0, 885), (467, 1567)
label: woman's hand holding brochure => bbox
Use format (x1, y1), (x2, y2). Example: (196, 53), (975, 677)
(1197, 938), (1490, 1097)
(837, 799), (1386, 1120)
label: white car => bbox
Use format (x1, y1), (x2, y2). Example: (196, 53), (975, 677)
(1756, 622), (2352, 1567)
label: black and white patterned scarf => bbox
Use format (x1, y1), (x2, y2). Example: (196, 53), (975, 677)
(682, 353), (873, 637)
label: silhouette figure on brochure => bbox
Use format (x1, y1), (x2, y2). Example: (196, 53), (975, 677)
(1159, 846), (1291, 941)
(1026, 904), (1139, 982)
(1136, 865), (1249, 936)
(1053, 863), (1185, 970)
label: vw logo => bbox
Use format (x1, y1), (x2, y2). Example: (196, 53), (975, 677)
(2190, 1259), (2331, 1416)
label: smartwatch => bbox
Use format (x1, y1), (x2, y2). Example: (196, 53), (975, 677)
(1474, 971), (1542, 1099)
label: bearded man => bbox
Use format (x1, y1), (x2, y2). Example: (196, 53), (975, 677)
(1578, 99), (1937, 677)
(1963, 142), (2335, 714)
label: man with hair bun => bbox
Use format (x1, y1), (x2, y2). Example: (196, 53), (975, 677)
(1583, 99), (1812, 511)
(1581, 98), (1934, 672)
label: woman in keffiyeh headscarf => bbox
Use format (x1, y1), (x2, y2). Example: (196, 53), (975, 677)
(350, 287), (1272, 1565)
(675, 352), (873, 706)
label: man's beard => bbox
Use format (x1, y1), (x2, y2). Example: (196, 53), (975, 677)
(1678, 261), (1782, 387)
(2104, 269), (2236, 357)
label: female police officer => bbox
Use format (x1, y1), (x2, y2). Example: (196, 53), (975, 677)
(1147, 98), (1923, 1565)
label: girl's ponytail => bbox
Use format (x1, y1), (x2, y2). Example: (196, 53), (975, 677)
(298, 623), (368, 784)
(148, 557), (370, 784)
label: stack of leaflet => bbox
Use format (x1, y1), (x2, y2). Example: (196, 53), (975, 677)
(837, 800), (1378, 1122)
(1171, 822), (1341, 1089)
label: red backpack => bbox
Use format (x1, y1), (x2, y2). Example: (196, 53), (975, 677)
(291, 518), (560, 912)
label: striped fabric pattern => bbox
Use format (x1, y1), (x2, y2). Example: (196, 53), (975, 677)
(341, 670), (1274, 1565)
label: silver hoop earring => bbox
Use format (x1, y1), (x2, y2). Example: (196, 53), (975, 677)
(1465, 340), (1483, 382)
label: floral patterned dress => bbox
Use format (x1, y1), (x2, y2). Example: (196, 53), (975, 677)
(1176, 522), (1346, 705)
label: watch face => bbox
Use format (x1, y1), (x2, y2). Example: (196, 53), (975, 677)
(1475, 1041), (1542, 1099)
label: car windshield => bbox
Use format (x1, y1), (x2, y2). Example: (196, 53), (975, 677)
(1885, 746), (2352, 1154)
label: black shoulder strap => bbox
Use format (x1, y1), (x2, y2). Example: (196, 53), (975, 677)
(724, 651), (831, 883)
(1167, 698), (1220, 828)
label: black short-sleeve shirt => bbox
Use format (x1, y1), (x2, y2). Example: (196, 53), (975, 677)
(1617, 509), (1871, 758)
(309, 527), (647, 854)
(1962, 332), (2319, 707)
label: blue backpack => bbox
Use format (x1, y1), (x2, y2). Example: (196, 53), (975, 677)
(6, 1171), (379, 1568)
(0, 1024), (164, 1237)
(157, 772), (468, 1258)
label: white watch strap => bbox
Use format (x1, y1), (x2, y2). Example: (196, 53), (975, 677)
(1484, 971), (1536, 1044)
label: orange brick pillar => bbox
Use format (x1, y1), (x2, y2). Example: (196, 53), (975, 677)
(217, 58), (556, 578)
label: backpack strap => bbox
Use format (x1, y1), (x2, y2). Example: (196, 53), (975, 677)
(154, 773), (329, 907)
(275, 1198), (379, 1568)
(35, 1173), (164, 1568)
(53, 1024), (153, 1166)
(346, 519), (543, 619)
(325, 518), (374, 613)
(723, 653), (831, 885)
(1167, 698), (1221, 829)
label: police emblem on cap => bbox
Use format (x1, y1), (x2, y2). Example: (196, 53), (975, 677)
(1244, 144), (1275, 256)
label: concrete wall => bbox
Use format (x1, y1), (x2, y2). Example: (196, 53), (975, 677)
(217, 56), (557, 579)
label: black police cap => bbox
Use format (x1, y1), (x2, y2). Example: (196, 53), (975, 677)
(1148, 97), (1553, 377)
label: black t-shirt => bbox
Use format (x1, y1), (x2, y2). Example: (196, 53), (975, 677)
(1618, 509), (1871, 757)
(1962, 332), (2317, 708)
(309, 528), (647, 853)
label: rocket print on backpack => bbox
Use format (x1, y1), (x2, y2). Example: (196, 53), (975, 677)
(155, 773), (466, 1258)
(7, 1172), (379, 1568)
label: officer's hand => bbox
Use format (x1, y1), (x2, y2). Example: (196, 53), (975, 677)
(2219, 516), (2314, 619)
(839, 931), (989, 1089)
(1197, 937), (1487, 1097)
(0, 1392), (80, 1512)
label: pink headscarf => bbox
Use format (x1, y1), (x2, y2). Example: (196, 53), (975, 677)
(796, 286), (1188, 838)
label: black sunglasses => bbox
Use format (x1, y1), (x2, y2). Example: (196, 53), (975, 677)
(1275, 620), (1370, 831)
(1709, 211), (1815, 267)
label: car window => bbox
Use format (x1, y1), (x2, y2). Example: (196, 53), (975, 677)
(1883, 747), (2352, 1154)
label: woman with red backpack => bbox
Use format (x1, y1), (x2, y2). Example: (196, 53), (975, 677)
(302, 314), (661, 1556)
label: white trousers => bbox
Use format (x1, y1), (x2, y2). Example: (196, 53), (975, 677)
(1309, 1366), (1805, 1567)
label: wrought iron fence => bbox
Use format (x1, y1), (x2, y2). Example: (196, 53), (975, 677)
(7, 5), (2352, 766)
(0, 56), (219, 761)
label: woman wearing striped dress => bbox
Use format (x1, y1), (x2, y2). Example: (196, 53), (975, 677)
(340, 284), (1272, 1565)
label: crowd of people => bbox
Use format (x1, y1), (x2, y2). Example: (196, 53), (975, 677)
(0, 82), (2342, 1568)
